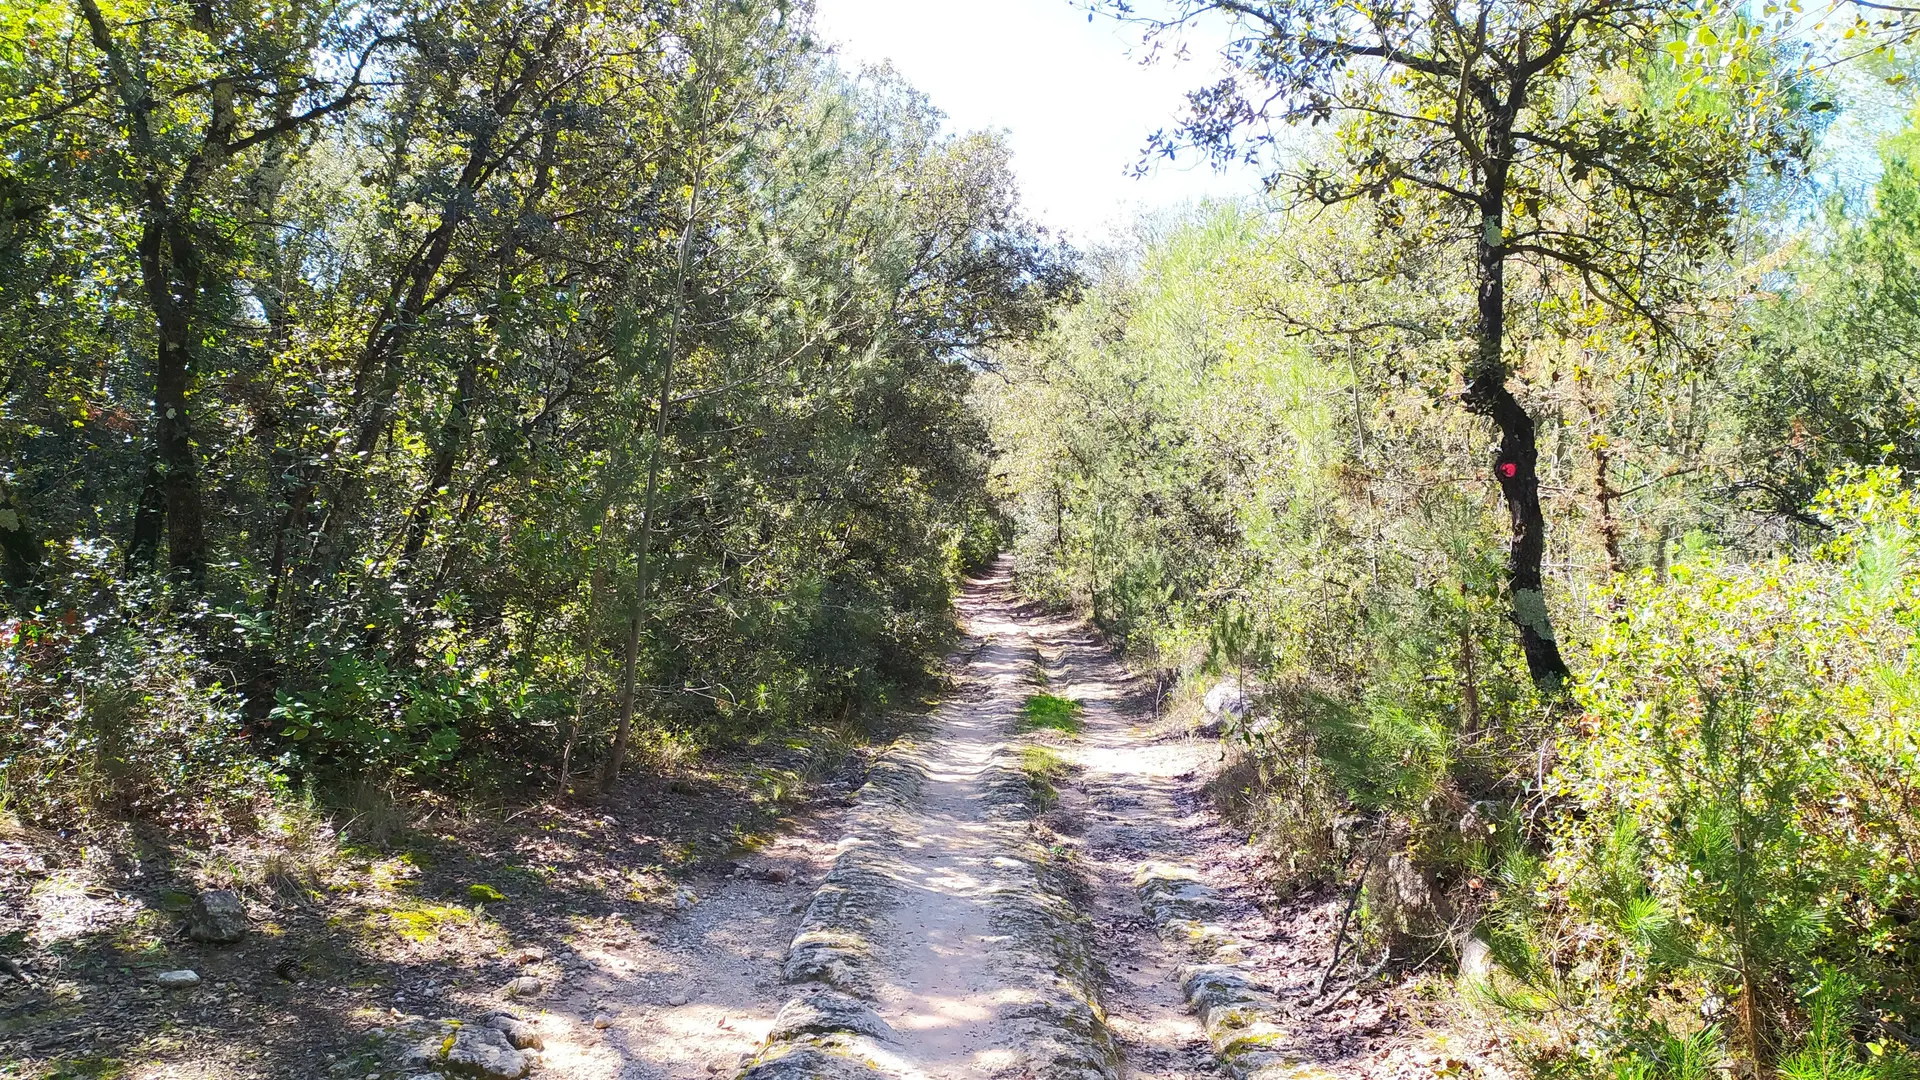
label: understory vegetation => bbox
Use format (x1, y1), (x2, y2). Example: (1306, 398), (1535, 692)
(987, 3), (1920, 1075)
(0, 0), (1065, 829)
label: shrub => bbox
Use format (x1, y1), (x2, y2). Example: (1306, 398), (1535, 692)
(0, 543), (281, 834)
(1019, 693), (1084, 735)
(1484, 471), (1920, 1078)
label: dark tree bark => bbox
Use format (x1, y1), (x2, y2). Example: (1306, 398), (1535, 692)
(0, 476), (39, 589)
(401, 125), (560, 563)
(79, 0), (384, 585)
(402, 354), (479, 560)
(1462, 109), (1570, 691)
(127, 216), (209, 583)
(79, 0), (210, 582)
(1466, 371), (1569, 689)
(1580, 371), (1628, 575)
(303, 25), (563, 579)
(603, 176), (702, 793)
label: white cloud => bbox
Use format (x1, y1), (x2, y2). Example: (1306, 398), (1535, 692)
(811, 0), (1264, 244)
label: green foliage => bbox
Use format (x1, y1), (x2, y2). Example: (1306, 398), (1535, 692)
(1018, 693), (1084, 735)
(990, 203), (1545, 876)
(1478, 471), (1920, 1075)
(989, 177), (1920, 1074)
(1729, 108), (1920, 521)
(1017, 745), (1070, 811)
(0, 544), (282, 834)
(0, 0), (1073, 822)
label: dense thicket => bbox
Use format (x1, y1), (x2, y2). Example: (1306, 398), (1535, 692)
(987, 12), (1920, 1078)
(0, 0), (1070, 822)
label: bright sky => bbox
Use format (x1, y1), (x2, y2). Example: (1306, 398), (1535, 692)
(811, 0), (1265, 244)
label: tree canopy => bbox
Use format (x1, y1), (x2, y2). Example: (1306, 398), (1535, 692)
(1, 0), (1073, 808)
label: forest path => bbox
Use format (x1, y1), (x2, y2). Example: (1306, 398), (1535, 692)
(742, 561), (1229, 1080)
(1036, 624), (1227, 1080)
(862, 625), (1031, 1071)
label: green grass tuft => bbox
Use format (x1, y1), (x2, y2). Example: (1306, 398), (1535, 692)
(1018, 745), (1071, 809)
(1019, 693), (1084, 735)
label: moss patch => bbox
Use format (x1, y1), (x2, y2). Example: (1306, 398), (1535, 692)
(39, 1056), (125, 1080)
(1, 1004), (83, 1037)
(381, 901), (478, 943)
(1018, 746), (1070, 810)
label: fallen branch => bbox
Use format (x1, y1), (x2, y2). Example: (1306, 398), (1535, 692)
(1313, 951), (1393, 1015)
(1314, 828), (1389, 999)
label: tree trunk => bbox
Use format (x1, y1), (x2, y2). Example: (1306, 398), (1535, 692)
(128, 216), (207, 584)
(602, 178), (701, 792)
(1580, 370), (1627, 575)
(1463, 184), (1570, 691)
(402, 353), (478, 560)
(80, 0), (208, 584)
(0, 475), (39, 589)
(560, 529), (607, 797)
(602, 380), (671, 792)
(402, 127), (558, 565)
(1459, 584), (1481, 736)
(306, 31), (561, 579)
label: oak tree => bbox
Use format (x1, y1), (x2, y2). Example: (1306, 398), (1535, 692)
(1098, 0), (1804, 687)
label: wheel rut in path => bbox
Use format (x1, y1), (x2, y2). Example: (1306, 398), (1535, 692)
(866, 631), (1029, 1070)
(1034, 626), (1228, 1080)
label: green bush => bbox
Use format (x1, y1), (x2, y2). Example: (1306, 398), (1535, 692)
(0, 544), (281, 833)
(1484, 471), (1920, 1077)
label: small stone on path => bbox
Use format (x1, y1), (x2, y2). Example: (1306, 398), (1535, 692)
(485, 1013), (544, 1050)
(667, 992), (690, 1006)
(443, 1025), (529, 1080)
(155, 969), (200, 988)
(187, 889), (249, 943)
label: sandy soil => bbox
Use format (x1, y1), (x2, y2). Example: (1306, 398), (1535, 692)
(514, 816), (845, 1079)
(0, 745), (864, 1080)
(861, 636), (1027, 1073)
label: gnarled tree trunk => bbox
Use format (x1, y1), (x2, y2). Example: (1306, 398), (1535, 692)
(1465, 144), (1570, 692)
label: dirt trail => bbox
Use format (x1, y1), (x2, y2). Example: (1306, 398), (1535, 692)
(525, 819), (841, 1079)
(540, 567), (1412, 1080)
(1035, 624), (1227, 1080)
(738, 562), (1242, 1080)
(864, 634), (1030, 1071)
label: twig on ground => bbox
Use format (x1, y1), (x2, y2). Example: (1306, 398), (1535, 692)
(1313, 951), (1393, 1015)
(1315, 827), (1388, 999)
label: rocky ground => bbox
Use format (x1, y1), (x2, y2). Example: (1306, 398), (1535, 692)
(1009, 582), (1477, 1080)
(2, 563), (1468, 1080)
